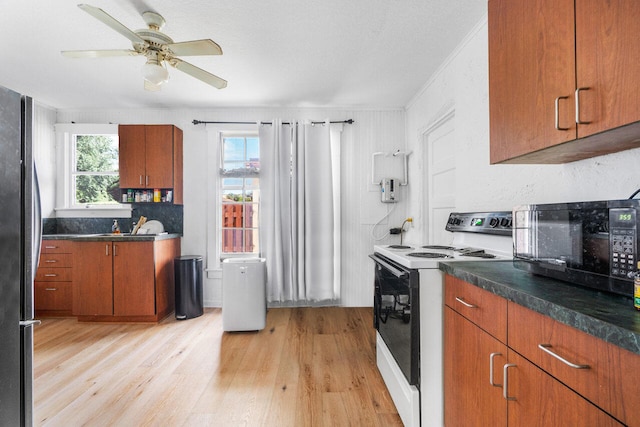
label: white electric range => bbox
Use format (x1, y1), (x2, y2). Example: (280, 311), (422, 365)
(370, 211), (513, 427)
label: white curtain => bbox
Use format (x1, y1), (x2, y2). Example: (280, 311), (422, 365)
(260, 119), (340, 304)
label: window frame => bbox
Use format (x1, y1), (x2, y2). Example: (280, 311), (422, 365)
(205, 125), (259, 275)
(54, 123), (131, 218)
(220, 132), (260, 256)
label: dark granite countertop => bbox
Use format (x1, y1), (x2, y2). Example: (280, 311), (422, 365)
(43, 233), (181, 242)
(439, 260), (640, 355)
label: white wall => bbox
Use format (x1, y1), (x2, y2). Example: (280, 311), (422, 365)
(403, 16), (640, 243)
(55, 108), (405, 307)
(33, 102), (57, 218)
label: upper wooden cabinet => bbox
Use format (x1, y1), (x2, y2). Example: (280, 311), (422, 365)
(489, 0), (640, 164)
(119, 124), (183, 204)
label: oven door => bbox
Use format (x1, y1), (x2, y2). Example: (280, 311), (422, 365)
(369, 253), (420, 386)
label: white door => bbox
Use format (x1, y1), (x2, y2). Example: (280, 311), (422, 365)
(423, 110), (456, 245)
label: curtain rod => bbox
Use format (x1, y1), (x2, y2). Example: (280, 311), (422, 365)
(192, 119), (354, 126)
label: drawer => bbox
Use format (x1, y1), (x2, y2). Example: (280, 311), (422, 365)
(34, 281), (73, 311)
(35, 267), (72, 282)
(508, 303), (639, 426)
(41, 240), (73, 253)
(444, 275), (507, 343)
(38, 253), (73, 268)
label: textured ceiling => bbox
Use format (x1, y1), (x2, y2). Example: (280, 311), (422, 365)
(0, 0), (486, 110)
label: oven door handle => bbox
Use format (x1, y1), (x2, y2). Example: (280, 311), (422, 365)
(369, 254), (409, 279)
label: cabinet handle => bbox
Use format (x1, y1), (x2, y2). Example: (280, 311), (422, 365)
(503, 363), (517, 401)
(45, 287), (57, 291)
(455, 297), (477, 308)
(145, 175), (149, 186)
(489, 352), (502, 387)
(575, 87), (591, 124)
(44, 274), (57, 277)
(114, 245), (118, 256)
(139, 175), (143, 185)
(45, 260), (58, 263)
(538, 344), (590, 369)
(554, 96), (569, 130)
(44, 246), (58, 249)
(106, 244), (110, 256)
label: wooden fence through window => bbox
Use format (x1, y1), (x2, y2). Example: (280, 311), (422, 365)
(222, 204), (255, 253)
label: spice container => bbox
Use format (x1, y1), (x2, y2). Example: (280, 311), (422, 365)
(635, 262), (640, 310)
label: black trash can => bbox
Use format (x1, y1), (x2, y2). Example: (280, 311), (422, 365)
(174, 255), (204, 320)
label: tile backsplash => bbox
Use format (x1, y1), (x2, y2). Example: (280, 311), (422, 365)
(44, 204), (183, 235)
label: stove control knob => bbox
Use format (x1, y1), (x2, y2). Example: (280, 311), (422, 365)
(489, 218), (500, 228)
(500, 218), (510, 227)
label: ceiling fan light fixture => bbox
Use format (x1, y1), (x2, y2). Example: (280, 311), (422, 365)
(141, 56), (169, 85)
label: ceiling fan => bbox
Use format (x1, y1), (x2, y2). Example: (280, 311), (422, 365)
(62, 4), (227, 91)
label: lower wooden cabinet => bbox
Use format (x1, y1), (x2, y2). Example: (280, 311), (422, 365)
(34, 282), (73, 315)
(505, 350), (622, 426)
(444, 275), (629, 426)
(73, 238), (180, 322)
(444, 307), (507, 426)
(35, 240), (74, 316)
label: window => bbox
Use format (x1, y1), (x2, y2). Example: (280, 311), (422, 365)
(54, 123), (129, 218)
(72, 134), (120, 206)
(220, 134), (260, 254)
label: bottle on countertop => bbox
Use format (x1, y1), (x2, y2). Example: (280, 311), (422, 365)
(112, 219), (121, 234)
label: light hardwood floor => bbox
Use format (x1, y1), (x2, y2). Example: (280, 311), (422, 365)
(34, 307), (402, 426)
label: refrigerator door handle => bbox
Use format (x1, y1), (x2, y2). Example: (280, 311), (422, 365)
(33, 163), (42, 279)
(19, 320), (41, 328)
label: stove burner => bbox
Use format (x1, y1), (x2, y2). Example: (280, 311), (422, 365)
(461, 252), (496, 259)
(422, 245), (455, 250)
(407, 252), (452, 259)
(388, 245), (412, 249)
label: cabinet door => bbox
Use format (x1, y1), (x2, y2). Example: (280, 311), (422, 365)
(144, 125), (174, 189)
(505, 350), (623, 426)
(119, 125), (146, 188)
(73, 242), (114, 316)
(488, 0), (576, 163)
(112, 241), (156, 316)
(576, 0), (640, 138)
(444, 307), (507, 427)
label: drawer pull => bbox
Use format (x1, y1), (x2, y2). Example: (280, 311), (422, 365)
(554, 95), (570, 131)
(538, 344), (590, 369)
(503, 363), (517, 401)
(489, 352), (502, 387)
(575, 87), (591, 125)
(45, 260), (58, 263)
(44, 246), (58, 249)
(455, 297), (477, 308)
(45, 287), (58, 291)
(44, 274), (58, 277)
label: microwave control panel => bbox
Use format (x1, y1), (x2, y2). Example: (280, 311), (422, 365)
(610, 208), (637, 280)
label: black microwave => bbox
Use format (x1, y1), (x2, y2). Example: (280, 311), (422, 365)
(513, 199), (640, 297)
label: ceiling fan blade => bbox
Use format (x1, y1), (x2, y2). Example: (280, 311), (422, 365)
(78, 4), (146, 45)
(166, 39), (222, 56)
(169, 58), (227, 89)
(61, 49), (139, 58)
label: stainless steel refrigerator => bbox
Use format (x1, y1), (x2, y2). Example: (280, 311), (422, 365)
(0, 84), (42, 426)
